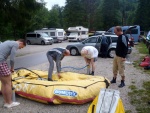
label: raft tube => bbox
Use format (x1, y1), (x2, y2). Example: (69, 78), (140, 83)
(0, 69), (110, 104)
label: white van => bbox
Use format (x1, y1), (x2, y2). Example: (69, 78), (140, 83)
(26, 32), (54, 45)
(67, 26), (89, 42)
(34, 28), (65, 43)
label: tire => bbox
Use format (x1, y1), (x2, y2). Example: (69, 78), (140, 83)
(70, 48), (79, 56)
(27, 40), (31, 45)
(108, 49), (116, 58)
(50, 42), (53, 45)
(41, 41), (45, 45)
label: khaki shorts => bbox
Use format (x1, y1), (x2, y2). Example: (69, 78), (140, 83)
(113, 56), (125, 77)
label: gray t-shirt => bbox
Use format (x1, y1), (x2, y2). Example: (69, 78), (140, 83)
(0, 40), (19, 67)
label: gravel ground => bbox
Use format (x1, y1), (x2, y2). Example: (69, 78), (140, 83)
(0, 42), (150, 113)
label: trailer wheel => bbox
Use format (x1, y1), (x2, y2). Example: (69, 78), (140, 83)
(27, 40), (31, 45)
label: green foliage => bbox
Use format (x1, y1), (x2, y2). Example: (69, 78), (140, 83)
(119, 0), (138, 26)
(134, 0), (150, 30)
(0, 0), (149, 41)
(63, 0), (84, 28)
(48, 5), (62, 28)
(101, 0), (121, 30)
(28, 6), (50, 31)
(0, 0), (44, 40)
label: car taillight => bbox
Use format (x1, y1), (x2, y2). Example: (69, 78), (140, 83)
(128, 42), (131, 46)
(130, 37), (134, 41)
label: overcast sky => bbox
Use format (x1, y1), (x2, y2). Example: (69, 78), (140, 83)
(44, 0), (66, 10)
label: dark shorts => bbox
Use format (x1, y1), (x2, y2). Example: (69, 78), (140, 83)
(87, 57), (98, 62)
(93, 57), (98, 62)
(0, 62), (11, 77)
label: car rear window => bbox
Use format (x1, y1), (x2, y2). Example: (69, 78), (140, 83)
(26, 34), (36, 37)
(86, 37), (97, 43)
(123, 29), (138, 34)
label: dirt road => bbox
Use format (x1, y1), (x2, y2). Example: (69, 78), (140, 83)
(0, 43), (149, 113)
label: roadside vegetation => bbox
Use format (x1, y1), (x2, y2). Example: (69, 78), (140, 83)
(1, 0), (150, 41)
(128, 41), (150, 113)
(133, 41), (150, 74)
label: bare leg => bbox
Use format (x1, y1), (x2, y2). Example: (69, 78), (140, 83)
(90, 58), (95, 72)
(121, 76), (125, 81)
(84, 57), (89, 65)
(0, 75), (12, 104)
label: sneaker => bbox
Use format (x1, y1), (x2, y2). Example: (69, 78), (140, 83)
(4, 102), (20, 108)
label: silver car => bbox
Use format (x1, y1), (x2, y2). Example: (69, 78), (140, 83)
(66, 34), (132, 58)
(26, 32), (54, 45)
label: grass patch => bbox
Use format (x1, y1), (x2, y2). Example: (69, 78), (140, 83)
(128, 42), (150, 113)
(128, 81), (150, 113)
(125, 110), (132, 113)
(128, 85), (137, 90)
(136, 42), (149, 54)
(133, 42), (150, 74)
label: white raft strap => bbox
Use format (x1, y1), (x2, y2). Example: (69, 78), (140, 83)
(96, 88), (120, 113)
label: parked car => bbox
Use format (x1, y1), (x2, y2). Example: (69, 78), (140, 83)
(26, 32), (54, 45)
(66, 34), (132, 58)
(94, 31), (106, 35)
(34, 28), (64, 43)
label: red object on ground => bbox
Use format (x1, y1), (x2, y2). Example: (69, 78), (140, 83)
(140, 56), (150, 67)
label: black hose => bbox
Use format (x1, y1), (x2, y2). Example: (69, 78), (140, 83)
(14, 67), (42, 80)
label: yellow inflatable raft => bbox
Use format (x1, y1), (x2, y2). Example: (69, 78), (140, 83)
(0, 69), (110, 104)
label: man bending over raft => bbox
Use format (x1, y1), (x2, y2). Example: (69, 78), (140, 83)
(81, 46), (98, 75)
(46, 48), (70, 81)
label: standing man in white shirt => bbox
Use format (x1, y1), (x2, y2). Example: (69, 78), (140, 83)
(81, 46), (98, 75)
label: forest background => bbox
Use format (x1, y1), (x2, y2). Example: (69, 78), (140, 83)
(0, 0), (149, 40)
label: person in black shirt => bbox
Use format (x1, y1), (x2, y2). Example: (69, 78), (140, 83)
(111, 26), (129, 88)
(101, 35), (109, 58)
